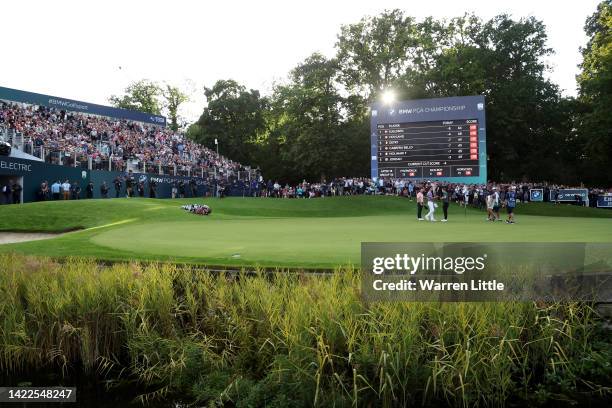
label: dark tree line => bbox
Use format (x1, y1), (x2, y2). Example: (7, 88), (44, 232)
(187, 2), (611, 185)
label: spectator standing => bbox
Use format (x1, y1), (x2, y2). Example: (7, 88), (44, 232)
(62, 180), (71, 200)
(51, 180), (61, 200)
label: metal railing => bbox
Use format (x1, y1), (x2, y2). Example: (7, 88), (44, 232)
(4, 134), (262, 183)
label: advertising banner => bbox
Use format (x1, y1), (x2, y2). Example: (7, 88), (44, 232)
(0, 85), (166, 126)
(529, 188), (544, 202)
(556, 188), (588, 201)
(597, 193), (612, 208)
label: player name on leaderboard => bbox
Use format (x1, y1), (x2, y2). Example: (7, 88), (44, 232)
(377, 119), (480, 178)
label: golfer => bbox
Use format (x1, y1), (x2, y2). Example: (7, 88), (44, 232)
(441, 186), (450, 222)
(462, 184), (469, 207)
(416, 188), (424, 220)
(486, 190), (495, 221)
(492, 187), (501, 221)
(425, 188), (437, 222)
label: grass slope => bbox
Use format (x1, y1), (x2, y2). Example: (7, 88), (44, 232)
(0, 196), (611, 267)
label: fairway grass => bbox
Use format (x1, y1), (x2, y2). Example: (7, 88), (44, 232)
(1, 196), (611, 267)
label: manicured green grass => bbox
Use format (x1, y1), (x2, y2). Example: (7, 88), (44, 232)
(0, 196), (611, 267)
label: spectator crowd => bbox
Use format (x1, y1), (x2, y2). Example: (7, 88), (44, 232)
(246, 177), (611, 208)
(0, 99), (609, 209)
(0, 100), (252, 180)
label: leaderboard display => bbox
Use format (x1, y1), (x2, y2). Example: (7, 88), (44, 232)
(371, 95), (486, 183)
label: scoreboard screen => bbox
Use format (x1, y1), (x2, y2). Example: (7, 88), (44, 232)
(371, 95), (486, 183)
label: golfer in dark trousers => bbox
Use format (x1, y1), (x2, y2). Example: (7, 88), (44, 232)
(441, 187), (450, 222)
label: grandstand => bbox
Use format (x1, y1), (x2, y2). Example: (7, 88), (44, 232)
(0, 86), (259, 202)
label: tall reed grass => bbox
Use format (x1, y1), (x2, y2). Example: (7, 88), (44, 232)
(0, 253), (610, 407)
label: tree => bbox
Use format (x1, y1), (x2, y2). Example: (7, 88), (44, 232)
(335, 10), (421, 99)
(109, 80), (163, 115)
(576, 0), (612, 184)
(162, 84), (189, 131)
(181, 11), (600, 185)
(466, 15), (565, 181)
(190, 80), (267, 164)
(336, 11), (571, 182)
(269, 53), (345, 181)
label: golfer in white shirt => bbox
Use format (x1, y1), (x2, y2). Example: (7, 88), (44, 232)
(425, 188), (437, 222)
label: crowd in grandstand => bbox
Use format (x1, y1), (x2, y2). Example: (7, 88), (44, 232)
(0, 100), (249, 179)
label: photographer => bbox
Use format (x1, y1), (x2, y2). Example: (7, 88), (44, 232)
(189, 178), (197, 197)
(38, 181), (49, 201)
(178, 180), (186, 198)
(86, 181), (94, 199)
(113, 176), (122, 198)
(138, 175), (147, 198)
(149, 179), (157, 198)
(71, 181), (81, 200)
(125, 171), (134, 198)
(11, 181), (22, 204)
(100, 181), (109, 198)
(1, 182), (11, 205)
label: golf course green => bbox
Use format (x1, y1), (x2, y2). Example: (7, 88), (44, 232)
(0, 196), (611, 268)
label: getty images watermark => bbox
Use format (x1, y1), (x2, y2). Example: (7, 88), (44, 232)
(361, 243), (612, 302)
